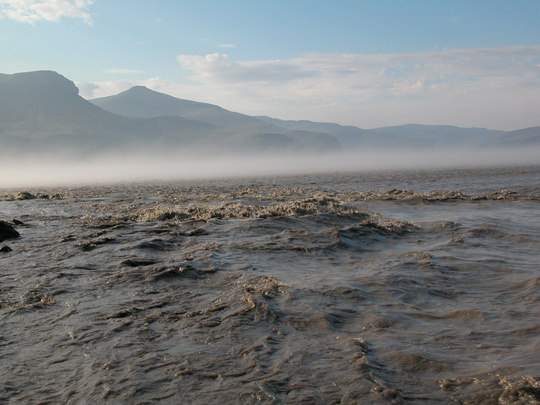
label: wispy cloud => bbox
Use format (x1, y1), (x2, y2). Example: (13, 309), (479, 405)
(177, 47), (540, 94)
(173, 47), (540, 130)
(218, 44), (236, 49)
(103, 68), (144, 75)
(0, 0), (93, 24)
(176, 53), (318, 83)
(78, 46), (540, 130)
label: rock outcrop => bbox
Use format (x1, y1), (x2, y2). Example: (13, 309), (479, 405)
(0, 221), (20, 242)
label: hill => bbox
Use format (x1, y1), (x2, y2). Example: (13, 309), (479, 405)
(0, 71), (339, 157)
(90, 86), (340, 150)
(1, 70), (538, 163)
(255, 117), (533, 149)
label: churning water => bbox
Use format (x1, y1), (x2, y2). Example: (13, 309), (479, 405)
(1, 165), (539, 404)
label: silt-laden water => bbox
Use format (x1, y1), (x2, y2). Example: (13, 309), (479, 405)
(1, 166), (539, 404)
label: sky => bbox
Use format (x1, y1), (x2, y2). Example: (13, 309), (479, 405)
(1, 0), (539, 130)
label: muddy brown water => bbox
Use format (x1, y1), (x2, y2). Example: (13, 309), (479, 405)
(1, 166), (539, 404)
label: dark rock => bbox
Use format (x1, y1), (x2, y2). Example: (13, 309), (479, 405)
(0, 221), (20, 242)
(0, 245), (13, 252)
(15, 191), (37, 200)
(12, 219), (24, 226)
(121, 258), (158, 267)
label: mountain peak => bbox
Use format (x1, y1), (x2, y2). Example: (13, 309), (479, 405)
(107, 85), (179, 103)
(126, 85), (153, 93)
(91, 86), (221, 119)
(0, 70), (79, 96)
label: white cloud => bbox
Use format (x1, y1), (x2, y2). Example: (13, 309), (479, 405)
(0, 0), (93, 24)
(218, 44), (236, 49)
(78, 46), (540, 130)
(176, 53), (318, 83)
(173, 47), (540, 130)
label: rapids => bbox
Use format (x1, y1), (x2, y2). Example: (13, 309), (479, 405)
(1, 166), (539, 404)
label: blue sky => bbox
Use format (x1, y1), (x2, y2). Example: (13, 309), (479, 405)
(1, 0), (539, 130)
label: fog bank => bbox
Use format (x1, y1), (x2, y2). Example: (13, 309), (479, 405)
(1, 147), (538, 189)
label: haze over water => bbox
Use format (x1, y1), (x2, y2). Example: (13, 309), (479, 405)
(1, 1), (539, 403)
(1, 165), (539, 403)
(2, 145), (539, 189)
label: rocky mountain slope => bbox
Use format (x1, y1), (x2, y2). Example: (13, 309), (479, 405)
(0, 71), (339, 157)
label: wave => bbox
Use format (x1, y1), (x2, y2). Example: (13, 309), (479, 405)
(1, 168), (539, 403)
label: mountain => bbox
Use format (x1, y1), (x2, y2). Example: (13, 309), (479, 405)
(2, 70), (538, 162)
(0, 71), (339, 157)
(0, 71), (225, 155)
(255, 117), (531, 149)
(493, 126), (540, 147)
(90, 86), (340, 150)
(0, 70), (122, 139)
(254, 117), (376, 149)
(91, 86), (272, 132)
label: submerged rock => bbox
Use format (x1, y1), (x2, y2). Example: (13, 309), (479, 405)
(0, 246), (13, 252)
(0, 221), (20, 242)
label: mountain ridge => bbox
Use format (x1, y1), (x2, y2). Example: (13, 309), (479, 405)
(90, 86), (340, 146)
(1, 70), (539, 160)
(0, 70), (340, 156)
(254, 117), (521, 149)
(92, 85), (539, 149)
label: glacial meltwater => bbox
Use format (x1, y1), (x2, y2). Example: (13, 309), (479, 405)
(1, 166), (539, 404)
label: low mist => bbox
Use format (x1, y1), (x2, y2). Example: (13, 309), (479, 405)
(1, 146), (538, 189)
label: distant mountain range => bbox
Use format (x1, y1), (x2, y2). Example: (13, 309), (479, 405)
(1, 70), (539, 160)
(0, 71), (338, 157)
(91, 85), (540, 150)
